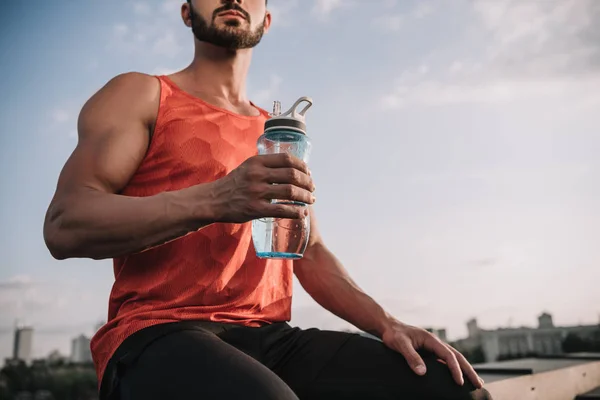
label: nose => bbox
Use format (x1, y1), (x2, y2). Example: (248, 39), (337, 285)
(221, 0), (243, 4)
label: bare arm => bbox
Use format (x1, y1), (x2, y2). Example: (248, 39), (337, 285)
(44, 72), (316, 261)
(293, 209), (395, 337)
(43, 73), (215, 260)
(294, 209), (483, 388)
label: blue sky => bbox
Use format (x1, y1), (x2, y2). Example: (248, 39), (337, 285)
(1, 0), (599, 361)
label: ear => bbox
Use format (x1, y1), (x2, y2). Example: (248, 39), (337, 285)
(181, 2), (192, 28)
(263, 10), (272, 33)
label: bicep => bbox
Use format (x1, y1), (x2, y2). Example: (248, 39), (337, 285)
(57, 115), (148, 195)
(54, 73), (158, 196)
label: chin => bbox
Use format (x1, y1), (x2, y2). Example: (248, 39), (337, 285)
(220, 19), (245, 28)
(221, 26), (251, 37)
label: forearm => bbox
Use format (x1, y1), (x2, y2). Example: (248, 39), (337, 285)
(294, 243), (398, 338)
(44, 184), (217, 260)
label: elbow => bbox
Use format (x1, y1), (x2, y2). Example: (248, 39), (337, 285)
(44, 223), (74, 260)
(43, 207), (80, 260)
(44, 216), (109, 261)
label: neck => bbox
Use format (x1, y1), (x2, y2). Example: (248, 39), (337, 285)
(184, 42), (253, 104)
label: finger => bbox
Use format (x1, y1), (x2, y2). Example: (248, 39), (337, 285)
(264, 184), (315, 205)
(426, 338), (463, 386)
(267, 168), (314, 192)
(262, 202), (309, 220)
(450, 346), (483, 389)
(258, 153), (309, 174)
(397, 340), (427, 376)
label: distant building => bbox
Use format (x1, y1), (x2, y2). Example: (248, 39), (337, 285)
(425, 328), (448, 342)
(12, 326), (33, 364)
(453, 312), (599, 362)
(437, 329), (448, 342)
(47, 349), (67, 364)
(538, 312), (554, 329)
(70, 334), (92, 364)
(467, 318), (481, 339)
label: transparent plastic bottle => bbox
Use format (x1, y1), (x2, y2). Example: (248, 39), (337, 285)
(252, 97), (313, 259)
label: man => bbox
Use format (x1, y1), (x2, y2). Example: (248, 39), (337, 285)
(44, 0), (492, 399)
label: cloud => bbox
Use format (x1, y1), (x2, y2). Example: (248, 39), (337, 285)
(372, 15), (404, 32)
(381, 0), (600, 109)
(405, 162), (593, 187)
(0, 271), (111, 360)
(108, 22), (148, 52)
(0, 276), (61, 320)
(47, 106), (80, 139)
(312, 0), (344, 19)
(251, 74), (283, 108)
(0, 275), (34, 290)
(132, 1), (151, 15)
(268, 0), (300, 28)
(473, 0), (600, 77)
(161, 0), (183, 14)
(153, 30), (183, 58)
(313, 0), (343, 14)
(87, 59), (99, 71)
(412, 2), (435, 19)
(372, 2), (436, 32)
(107, 1), (186, 59)
(49, 109), (71, 124)
(0, 275), (103, 327)
(0, 271), (110, 362)
(113, 23), (129, 38)
(381, 73), (600, 109)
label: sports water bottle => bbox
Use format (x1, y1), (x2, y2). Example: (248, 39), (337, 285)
(252, 97), (313, 259)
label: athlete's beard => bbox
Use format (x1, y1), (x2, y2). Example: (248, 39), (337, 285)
(190, 3), (265, 50)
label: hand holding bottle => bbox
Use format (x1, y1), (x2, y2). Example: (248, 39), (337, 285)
(211, 153), (315, 224)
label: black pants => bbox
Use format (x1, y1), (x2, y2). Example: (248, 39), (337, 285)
(100, 321), (492, 400)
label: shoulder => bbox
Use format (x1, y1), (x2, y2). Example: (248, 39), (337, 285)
(79, 72), (161, 127)
(103, 72), (160, 95)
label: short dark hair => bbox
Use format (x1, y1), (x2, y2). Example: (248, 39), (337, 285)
(187, 0), (267, 3)
(187, 0), (269, 4)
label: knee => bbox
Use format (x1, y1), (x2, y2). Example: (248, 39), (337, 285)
(417, 351), (494, 400)
(246, 379), (299, 400)
(470, 387), (494, 400)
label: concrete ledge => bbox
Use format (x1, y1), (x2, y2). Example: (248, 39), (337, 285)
(576, 386), (600, 399)
(481, 359), (600, 400)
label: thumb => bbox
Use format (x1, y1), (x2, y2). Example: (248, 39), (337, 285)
(399, 341), (427, 376)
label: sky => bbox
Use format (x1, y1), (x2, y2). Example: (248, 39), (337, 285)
(1, 0), (599, 363)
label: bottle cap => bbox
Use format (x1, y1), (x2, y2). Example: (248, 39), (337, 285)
(265, 96), (313, 134)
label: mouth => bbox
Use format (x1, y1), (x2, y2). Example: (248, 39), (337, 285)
(217, 10), (247, 20)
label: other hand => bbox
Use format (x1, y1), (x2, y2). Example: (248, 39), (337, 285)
(382, 322), (484, 389)
(212, 153), (315, 223)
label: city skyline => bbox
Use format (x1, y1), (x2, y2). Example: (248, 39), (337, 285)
(1, 0), (599, 362)
(3, 309), (598, 365)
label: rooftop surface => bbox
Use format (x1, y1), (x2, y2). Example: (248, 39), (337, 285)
(477, 353), (600, 400)
(475, 357), (599, 379)
(576, 386), (600, 399)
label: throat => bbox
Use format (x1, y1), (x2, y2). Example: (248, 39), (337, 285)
(202, 94), (261, 117)
(166, 74), (260, 117)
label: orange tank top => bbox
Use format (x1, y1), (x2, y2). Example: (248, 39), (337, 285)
(90, 75), (293, 384)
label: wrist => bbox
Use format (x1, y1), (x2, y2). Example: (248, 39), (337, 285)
(179, 182), (223, 229)
(376, 316), (403, 338)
